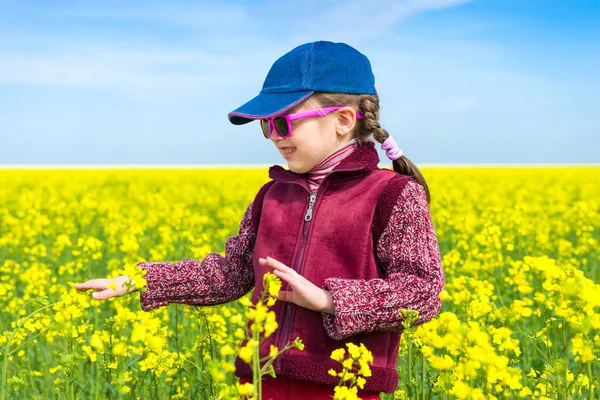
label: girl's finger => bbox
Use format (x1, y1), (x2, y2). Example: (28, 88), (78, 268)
(272, 268), (305, 293)
(277, 290), (295, 303)
(264, 262), (297, 285)
(266, 257), (298, 276)
(270, 268), (294, 286)
(75, 279), (109, 291)
(91, 289), (114, 300)
(260, 257), (289, 273)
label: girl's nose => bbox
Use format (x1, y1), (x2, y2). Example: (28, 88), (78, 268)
(269, 127), (280, 141)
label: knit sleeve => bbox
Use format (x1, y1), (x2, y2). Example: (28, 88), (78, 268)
(136, 181), (274, 312)
(321, 178), (445, 340)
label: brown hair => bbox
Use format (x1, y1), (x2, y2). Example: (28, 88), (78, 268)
(305, 92), (431, 204)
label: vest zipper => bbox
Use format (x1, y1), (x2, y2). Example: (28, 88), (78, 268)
(274, 188), (316, 370)
(304, 192), (317, 221)
(273, 166), (364, 371)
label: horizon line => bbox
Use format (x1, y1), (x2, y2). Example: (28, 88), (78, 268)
(0, 163), (599, 169)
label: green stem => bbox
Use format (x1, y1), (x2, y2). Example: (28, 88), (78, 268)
(258, 343), (293, 376)
(408, 335), (413, 396)
(181, 360), (210, 381)
(128, 369), (150, 400)
(8, 329), (48, 356)
(200, 314), (215, 399)
(1, 301), (55, 400)
(175, 305), (183, 396)
(68, 313), (75, 400)
(531, 339), (551, 364)
(588, 362), (593, 400)
(421, 351), (425, 400)
(108, 321), (113, 389)
(27, 348), (35, 398)
(253, 324), (261, 400)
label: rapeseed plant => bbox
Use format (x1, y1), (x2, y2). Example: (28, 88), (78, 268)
(0, 167), (598, 398)
(237, 272), (304, 399)
(328, 342), (374, 400)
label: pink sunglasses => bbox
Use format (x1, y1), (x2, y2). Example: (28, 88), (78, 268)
(260, 106), (363, 139)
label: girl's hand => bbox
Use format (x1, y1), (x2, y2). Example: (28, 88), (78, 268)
(259, 256), (335, 314)
(75, 275), (138, 300)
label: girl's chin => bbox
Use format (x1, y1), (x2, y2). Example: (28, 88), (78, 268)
(285, 161), (302, 173)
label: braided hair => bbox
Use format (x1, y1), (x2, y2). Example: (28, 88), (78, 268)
(304, 92), (431, 204)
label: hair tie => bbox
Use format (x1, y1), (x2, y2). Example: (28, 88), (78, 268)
(381, 136), (403, 161)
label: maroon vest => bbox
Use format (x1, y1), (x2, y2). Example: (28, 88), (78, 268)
(235, 141), (401, 393)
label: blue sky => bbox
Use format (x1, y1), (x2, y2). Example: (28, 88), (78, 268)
(0, 0), (598, 165)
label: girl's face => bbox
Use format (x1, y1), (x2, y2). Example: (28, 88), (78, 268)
(269, 100), (359, 174)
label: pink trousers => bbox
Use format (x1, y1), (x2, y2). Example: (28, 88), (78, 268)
(239, 376), (381, 400)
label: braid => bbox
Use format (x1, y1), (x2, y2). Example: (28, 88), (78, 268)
(307, 92), (432, 203)
(358, 95), (388, 143)
(358, 95), (431, 203)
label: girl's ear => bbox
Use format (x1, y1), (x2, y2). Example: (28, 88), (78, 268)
(334, 106), (359, 137)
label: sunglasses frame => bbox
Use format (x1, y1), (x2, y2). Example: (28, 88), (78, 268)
(260, 106), (363, 139)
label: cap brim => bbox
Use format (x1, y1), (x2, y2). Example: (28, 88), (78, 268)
(228, 90), (314, 125)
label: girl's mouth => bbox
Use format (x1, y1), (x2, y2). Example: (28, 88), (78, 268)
(281, 147), (296, 159)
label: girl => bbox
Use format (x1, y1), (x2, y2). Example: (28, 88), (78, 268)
(76, 40), (445, 399)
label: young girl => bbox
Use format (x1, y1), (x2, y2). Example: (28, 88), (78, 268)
(76, 40), (445, 399)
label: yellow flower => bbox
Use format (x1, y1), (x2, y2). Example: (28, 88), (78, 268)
(356, 377), (366, 389)
(439, 289), (452, 301)
(450, 380), (471, 399)
(112, 342), (126, 356)
(269, 345), (278, 358)
(219, 344), (236, 357)
(49, 365), (63, 374)
(347, 343), (360, 360)
(139, 352), (160, 371)
(263, 312), (278, 338)
(572, 334), (594, 363)
(107, 360), (118, 369)
(429, 354), (455, 371)
(333, 385), (359, 400)
(331, 348), (346, 362)
(82, 345), (97, 362)
(293, 337), (304, 351)
(234, 327), (245, 340)
(237, 382), (254, 396)
(90, 332), (104, 354)
(239, 340), (255, 364)
(342, 358), (354, 372)
(264, 272), (282, 298)
(240, 296), (253, 307)
(358, 361), (372, 377)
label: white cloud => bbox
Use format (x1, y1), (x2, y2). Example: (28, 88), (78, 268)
(62, 1), (251, 29)
(0, 0), (475, 97)
(0, 46), (252, 99)
(285, 0), (475, 43)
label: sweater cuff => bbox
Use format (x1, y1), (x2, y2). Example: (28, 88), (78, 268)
(321, 278), (375, 340)
(137, 261), (171, 311)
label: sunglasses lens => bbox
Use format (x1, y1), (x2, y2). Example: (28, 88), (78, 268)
(274, 118), (290, 137)
(260, 120), (270, 138)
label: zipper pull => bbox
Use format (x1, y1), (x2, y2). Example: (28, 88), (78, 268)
(304, 192), (317, 221)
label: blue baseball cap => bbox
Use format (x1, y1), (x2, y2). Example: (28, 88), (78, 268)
(228, 41), (377, 125)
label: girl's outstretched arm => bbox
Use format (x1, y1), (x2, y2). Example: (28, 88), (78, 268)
(138, 181), (274, 311)
(137, 199), (259, 311)
(321, 178), (445, 340)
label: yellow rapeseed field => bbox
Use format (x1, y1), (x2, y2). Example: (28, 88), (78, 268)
(0, 167), (598, 399)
